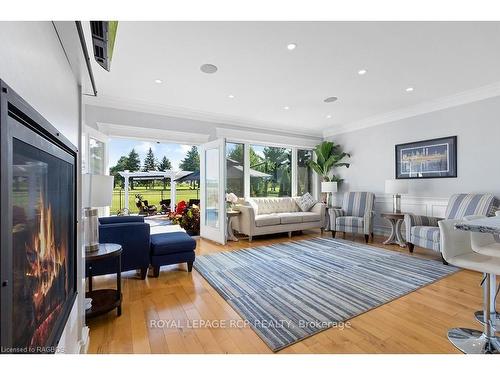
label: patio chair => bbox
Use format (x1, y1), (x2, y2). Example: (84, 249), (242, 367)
(135, 196), (157, 216)
(159, 199), (171, 214)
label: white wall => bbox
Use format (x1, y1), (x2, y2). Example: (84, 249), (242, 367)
(0, 21), (84, 353)
(0, 22), (80, 145)
(325, 95), (500, 234)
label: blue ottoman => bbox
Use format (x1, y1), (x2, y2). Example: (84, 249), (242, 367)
(150, 232), (196, 277)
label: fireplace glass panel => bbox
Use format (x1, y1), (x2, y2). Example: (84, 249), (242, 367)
(11, 137), (75, 349)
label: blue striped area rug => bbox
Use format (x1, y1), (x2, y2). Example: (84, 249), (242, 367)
(193, 237), (457, 352)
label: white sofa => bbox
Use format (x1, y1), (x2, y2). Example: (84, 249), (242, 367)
(233, 197), (326, 241)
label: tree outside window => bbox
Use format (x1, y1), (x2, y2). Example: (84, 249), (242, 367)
(297, 149), (313, 196)
(250, 145), (291, 197)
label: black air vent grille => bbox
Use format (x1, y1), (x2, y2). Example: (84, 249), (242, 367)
(91, 21), (105, 39)
(94, 45), (104, 60)
(90, 21), (110, 71)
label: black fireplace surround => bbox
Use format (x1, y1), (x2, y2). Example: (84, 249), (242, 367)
(0, 80), (77, 353)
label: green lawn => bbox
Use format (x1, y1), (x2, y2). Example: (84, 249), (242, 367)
(111, 186), (199, 214)
(110, 185), (289, 214)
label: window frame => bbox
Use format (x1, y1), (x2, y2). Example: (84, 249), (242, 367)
(225, 141), (245, 198)
(224, 139), (318, 200)
(82, 125), (108, 175)
(296, 148), (314, 197)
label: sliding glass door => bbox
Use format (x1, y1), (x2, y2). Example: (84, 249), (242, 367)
(199, 138), (226, 244)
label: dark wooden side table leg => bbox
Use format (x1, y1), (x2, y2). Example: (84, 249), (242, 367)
(117, 254), (122, 316)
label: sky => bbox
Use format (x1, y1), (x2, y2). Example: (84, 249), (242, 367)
(108, 138), (193, 170)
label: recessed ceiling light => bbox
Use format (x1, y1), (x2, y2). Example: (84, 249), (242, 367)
(287, 43), (297, 50)
(324, 96), (338, 103)
(406, 87), (414, 92)
(200, 64), (218, 74)
(228, 94), (235, 99)
(358, 69), (367, 75)
(326, 115), (332, 119)
(154, 79), (163, 84)
(283, 106), (290, 110)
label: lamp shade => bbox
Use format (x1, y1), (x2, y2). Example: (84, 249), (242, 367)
(82, 174), (114, 207)
(385, 179), (408, 194)
(321, 181), (338, 193)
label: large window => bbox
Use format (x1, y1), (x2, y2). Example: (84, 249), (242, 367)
(226, 142), (244, 197)
(250, 145), (291, 197)
(297, 149), (313, 196)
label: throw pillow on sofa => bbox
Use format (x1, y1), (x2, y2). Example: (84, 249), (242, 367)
(295, 192), (317, 212)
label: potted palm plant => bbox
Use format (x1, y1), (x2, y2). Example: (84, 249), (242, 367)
(308, 141), (350, 205)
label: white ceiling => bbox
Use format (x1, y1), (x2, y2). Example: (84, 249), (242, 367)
(89, 21), (500, 137)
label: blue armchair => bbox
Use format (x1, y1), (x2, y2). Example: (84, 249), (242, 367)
(86, 216), (151, 279)
(405, 193), (497, 263)
(329, 192), (376, 243)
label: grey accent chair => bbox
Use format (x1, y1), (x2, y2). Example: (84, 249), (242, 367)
(405, 193), (497, 263)
(330, 192), (375, 243)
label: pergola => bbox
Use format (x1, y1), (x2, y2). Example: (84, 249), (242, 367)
(118, 170), (193, 211)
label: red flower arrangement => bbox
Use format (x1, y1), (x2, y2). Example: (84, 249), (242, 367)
(167, 200), (200, 235)
(176, 200), (187, 215)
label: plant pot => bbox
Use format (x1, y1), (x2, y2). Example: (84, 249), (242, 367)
(186, 230), (199, 236)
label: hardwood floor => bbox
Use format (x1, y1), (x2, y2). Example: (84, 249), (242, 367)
(87, 230), (488, 354)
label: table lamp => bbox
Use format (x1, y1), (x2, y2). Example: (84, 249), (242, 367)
(321, 181), (338, 207)
(385, 179), (408, 213)
(82, 174), (114, 252)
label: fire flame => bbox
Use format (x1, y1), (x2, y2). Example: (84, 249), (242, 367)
(26, 193), (67, 312)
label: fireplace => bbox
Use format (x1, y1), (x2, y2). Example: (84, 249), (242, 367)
(0, 81), (77, 353)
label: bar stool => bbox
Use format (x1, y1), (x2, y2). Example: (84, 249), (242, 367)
(464, 215), (500, 327)
(439, 219), (500, 353)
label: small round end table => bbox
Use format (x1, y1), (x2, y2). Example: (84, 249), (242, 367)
(85, 243), (123, 320)
(381, 212), (407, 247)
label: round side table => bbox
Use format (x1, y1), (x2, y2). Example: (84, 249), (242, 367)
(227, 210), (241, 241)
(85, 243), (123, 320)
(381, 212), (407, 247)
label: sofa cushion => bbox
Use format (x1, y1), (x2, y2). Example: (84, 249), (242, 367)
(336, 216), (364, 229)
(445, 193), (495, 219)
(278, 212), (303, 224)
(342, 192), (375, 217)
(150, 232), (196, 256)
(294, 192), (317, 212)
(411, 226), (440, 243)
(250, 197), (300, 215)
(255, 214), (281, 227)
(410, 226), (440, 251)
(301, 212), (321, 222)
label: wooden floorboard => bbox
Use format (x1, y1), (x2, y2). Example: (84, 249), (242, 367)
(87, 230), (490, 354)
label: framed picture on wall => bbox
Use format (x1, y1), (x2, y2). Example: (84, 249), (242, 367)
(395, 136), (457, 179)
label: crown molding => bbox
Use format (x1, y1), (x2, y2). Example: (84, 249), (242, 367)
(84, 94), (323, 139)
(323, 81), (500, 138)
(96, 122), (210, 145)
(216, 127), (320, 148)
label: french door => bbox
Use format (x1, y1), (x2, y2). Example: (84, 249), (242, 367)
(199, 138), (226, 245)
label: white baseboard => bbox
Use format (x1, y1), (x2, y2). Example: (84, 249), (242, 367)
(332, 193), (449, 240)
(374, 194), (448, 241)
(79, 326), (90, 354)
